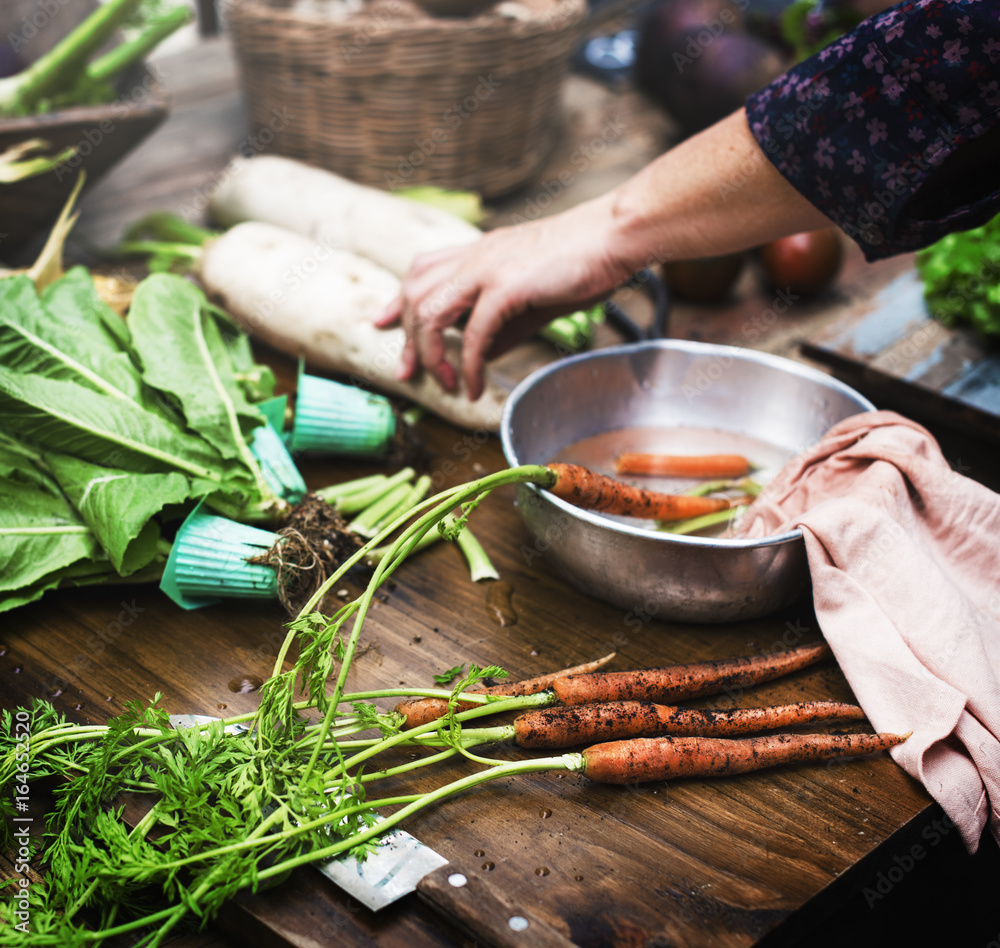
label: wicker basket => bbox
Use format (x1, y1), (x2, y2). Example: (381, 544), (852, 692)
(223, 0), (587, 197)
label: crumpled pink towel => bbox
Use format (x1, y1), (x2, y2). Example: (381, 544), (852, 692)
(736, 410), (1000, 852)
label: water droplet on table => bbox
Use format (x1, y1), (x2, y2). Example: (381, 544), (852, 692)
(485, 581), (517, 627)
(474, 849), (485, 857)
(481, 861), (495, 871)
(538, 807), (552, 819)
(534, 866), (550, 877)
(228, 674), (263, 694)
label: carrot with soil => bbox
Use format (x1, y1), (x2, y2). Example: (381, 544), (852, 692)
(546, 462), (731, 521)
(511, 699), (867, 749)
(551, 642), (831, 706)
(395, 642), (831, 729)
(395, 651), (617, 729)
(614, 453), (751, 478)
(579, 731), (908, 784)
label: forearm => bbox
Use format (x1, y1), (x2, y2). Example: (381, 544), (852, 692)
(605, 109), (833, 271)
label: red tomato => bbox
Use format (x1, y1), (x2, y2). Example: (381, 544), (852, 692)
(760, 229), (843, 298)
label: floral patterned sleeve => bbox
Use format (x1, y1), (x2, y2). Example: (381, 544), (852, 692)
(745, 0), (1000, 261)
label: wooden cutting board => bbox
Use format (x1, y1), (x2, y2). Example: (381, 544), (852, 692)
(801, 269), (1000, 440)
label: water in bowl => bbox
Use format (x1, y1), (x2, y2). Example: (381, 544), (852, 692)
(549, 425), (795, 537)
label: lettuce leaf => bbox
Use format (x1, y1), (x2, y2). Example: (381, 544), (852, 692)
(916, 213), (1000, 338)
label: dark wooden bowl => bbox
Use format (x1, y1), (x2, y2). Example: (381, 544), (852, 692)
(0, 92), (168, 262)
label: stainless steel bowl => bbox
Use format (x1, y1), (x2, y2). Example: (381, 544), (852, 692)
(500, 340), (874, 623)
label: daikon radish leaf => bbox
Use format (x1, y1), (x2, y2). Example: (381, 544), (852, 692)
(209, 305), (277, 404)
(128, 274), (267, 460)
(0, 274), (144, 403)
(44, 451), (216, 575)
(0, 367), (229, 482)
(42, 265), (135, 356)
(0, 477), (102, 594)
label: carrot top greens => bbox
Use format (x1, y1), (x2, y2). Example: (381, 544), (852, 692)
(0, 461), (574, 946)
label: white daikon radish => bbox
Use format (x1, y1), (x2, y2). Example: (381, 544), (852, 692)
(209, 156), (481, 278)
(198, 222), (509, 432)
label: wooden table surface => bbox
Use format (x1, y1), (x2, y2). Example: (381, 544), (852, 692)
(4, 29), (1000, 948)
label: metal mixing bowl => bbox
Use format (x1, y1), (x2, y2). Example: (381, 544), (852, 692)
(500, 340), (874, 623)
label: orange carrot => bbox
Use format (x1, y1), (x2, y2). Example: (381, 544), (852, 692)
(396, 651), (616, 730)
(551, 642), (830, 707)
(581, 731), (908, 784)
(614, 453), (750, 478)
(546, 463), (730, 521)
(513, 700), (866, 749)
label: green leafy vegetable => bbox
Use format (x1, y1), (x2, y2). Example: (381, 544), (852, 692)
(0, 0), (190, 117)
(0, 268), (287, 612)
(433, 664), (466, 685)
(916, 213), (1000, 338)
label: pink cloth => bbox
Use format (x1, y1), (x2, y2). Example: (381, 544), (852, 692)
(736, 410), (1000, 851)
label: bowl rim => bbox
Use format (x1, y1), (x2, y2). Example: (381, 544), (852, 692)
(499, 338), (876, 550)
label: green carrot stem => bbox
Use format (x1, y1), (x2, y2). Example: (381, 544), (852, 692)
(659, 505), (747, 536)
(350, 482), (412, 537)
(366, 526), (442, 566)
(455, 527), (498, 581)
(258, 754), (582, 881)
(683, 478), (736, 497)
(283, 465), (555, 783)
(357, 747), (460, 783)
(0, 0), (144, 115)
(683, 477), (763, 498)
(323, 692), (553, 781)
(87, 7), (192, 84)
(315, 473), (387, 504)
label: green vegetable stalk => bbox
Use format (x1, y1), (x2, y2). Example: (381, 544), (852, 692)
(0, 0), (190, 117)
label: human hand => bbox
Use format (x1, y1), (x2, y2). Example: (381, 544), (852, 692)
(374, 194), (630, 400)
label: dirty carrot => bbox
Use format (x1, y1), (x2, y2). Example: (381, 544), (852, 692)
(551, 642), (831, 707)
(545, 462), (730, 521)
(614, 453), (750, 478)
(395, 651), (617, 729)
(580, 731), (908, 784)
(512, 700), (866, 749)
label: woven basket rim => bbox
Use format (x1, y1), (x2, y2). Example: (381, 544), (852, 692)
(222, 0), (587, 36)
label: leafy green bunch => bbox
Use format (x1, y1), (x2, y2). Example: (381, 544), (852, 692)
(0, 268), (283, 613)
(916, 212), (1000, 338)
(0, 461), (570, 947)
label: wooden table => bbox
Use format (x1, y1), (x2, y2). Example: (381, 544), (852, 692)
(5, 31), (999, 948)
